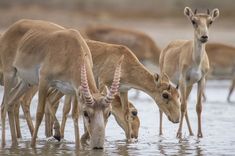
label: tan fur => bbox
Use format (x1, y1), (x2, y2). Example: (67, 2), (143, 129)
(0, 19), (115, 149)
(159, 7), (219, 138)
(83, 25), (161, 65)
(206, 43), (235, 102)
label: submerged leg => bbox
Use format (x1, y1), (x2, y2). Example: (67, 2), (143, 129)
(227, 78), (235, 102)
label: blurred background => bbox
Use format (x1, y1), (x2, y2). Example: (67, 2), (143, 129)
(0, 0), (234, 45)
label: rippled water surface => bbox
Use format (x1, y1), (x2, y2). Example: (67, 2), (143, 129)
(0, 80), (235, 155)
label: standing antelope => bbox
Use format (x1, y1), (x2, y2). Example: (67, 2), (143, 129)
(0, 19), (122, 149)
(83, 26), (161, 65)
(159, 7), (219, 137)
(206, 43), (235, 102)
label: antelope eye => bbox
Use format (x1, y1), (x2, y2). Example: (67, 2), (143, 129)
(108, 111), (111, 117)
(192, 20), (196, 25)
(209, 21), (213, 25)
(162, 93), (169, 99)
(131, 111), (138, 116)
(83, 111), (89, 117)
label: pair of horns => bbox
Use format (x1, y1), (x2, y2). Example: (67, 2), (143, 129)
(194, 9), (210, 15)
(81, 55), (123, 105)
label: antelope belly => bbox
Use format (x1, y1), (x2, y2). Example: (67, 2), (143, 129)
(16, 67), (39, 85)
(50, 80), (75, 95)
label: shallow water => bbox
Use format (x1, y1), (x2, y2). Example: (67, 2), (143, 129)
(0, 80), (235, 155)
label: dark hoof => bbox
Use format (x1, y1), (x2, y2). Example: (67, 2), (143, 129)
(93, 147), (103, 150)
(176, 132), (182, 138)
(53, 135), (61, 141)
(197, 133), (203, 138)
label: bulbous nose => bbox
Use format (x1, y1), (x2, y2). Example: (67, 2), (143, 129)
(93, 146), (104, 150)
(201, 35), (208, 39)
(168, 116), (180, 123)
(200, 35), (208, 43)
(131, 134), (138, 139)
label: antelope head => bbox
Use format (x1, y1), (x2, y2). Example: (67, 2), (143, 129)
(79, 57), (123, 149)
(184, 7), (219, 43)
(111, 95), (140, 139)
(153, 73), (181, 123)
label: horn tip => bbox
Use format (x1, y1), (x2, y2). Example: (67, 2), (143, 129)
(118, 55), (124, 65)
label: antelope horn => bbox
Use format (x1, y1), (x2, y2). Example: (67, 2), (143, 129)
(207, 9), (210, 15)
(104, 55), (124, 104)
(81, 62), (94, 105)
(176, 84), (179, 89)
(194, 9), (197, 15)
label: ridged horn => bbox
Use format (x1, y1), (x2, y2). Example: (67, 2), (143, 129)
(81, 62), (94, 105)
(104, 55), (124, 104)
(207, 9), (210, 15)
(194, 9), (197, 15)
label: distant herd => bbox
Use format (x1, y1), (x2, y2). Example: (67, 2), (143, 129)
(0, 6), (234, 149)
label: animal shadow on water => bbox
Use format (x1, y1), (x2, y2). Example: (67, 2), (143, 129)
(157, 136), (204, 155)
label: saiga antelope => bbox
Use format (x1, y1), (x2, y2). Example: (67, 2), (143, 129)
(159, 7), (219, 137)
(83, 26), (161, 66)
(205, 43), (235, 102)
(0, 19), (122, 149)
(82, 40), (181, 140)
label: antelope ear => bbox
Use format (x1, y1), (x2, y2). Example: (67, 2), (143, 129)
(154, 73), (160, 84)
(161, 73), (170, 83)
(184, 7), (194, 18)
(211, 8), (219, 20)
(77, 86), (85, 102)
(101, 85), (109, 96)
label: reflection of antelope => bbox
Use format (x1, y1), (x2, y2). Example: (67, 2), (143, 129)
(205, 43), (235, 102)
(0, 19), (121, 149)
(160, 7), (219, 138)
(84, 26), (161, 65)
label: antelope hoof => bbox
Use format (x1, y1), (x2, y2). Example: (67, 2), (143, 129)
(227, 99), (233, 103)
(197, 133), (203, 138)
(189, 132), (194, 136)
(11, 141), (18, 147)
(53, 135), (61, 141)
(176, 132), (182, 138)
(31, 141), (36, 148)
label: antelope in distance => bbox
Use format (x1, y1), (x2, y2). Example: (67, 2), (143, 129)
(205, 43), (235, 102)
(0, 19), (122, 149)
(83, 25), (161, 66)
(159, 7), (219, 138)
